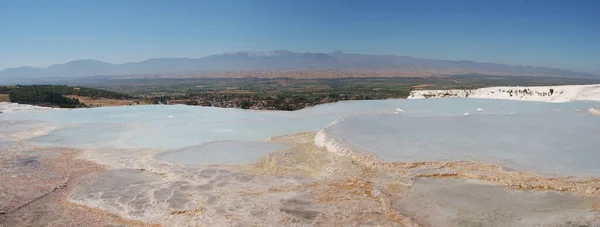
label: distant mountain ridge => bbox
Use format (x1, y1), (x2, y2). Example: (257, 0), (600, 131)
(0, 51), (595, 82)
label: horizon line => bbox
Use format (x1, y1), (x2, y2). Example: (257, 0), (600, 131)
(1, 50), (596, 74)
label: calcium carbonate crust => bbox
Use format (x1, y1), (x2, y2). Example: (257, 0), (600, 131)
(408, 84), (600, 102)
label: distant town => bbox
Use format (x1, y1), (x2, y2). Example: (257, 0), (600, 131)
(3, 75), (600, 111)
(156, 92), (399, 111)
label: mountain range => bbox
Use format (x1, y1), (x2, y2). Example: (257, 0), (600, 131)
(1, 50), (595, 83)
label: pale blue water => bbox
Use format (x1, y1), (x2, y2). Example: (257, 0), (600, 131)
(1, 98), (598, 175)
(157, 141), (291, 166)
(324, 112), (600, 176)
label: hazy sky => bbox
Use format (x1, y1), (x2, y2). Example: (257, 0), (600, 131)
(1, 0), (599, 72)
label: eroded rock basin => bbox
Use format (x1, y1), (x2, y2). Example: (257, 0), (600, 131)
(394, 178), (598, 227)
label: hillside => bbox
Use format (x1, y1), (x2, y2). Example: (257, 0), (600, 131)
(0, 85), (133, 108)
(1, 51), (595, 83)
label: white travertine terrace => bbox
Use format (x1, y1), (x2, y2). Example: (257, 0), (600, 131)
(2, 88), (600, 226)
(408, 84), (600, 102)
(0, 102), (55, 113)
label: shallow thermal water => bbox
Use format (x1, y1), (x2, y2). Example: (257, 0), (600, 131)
(2, 98), (600, 226)
(157, 141), (291, 166)
(322, 112), (600, 176)
(3, 99), (596, 147)
(393, 178), (598, 226)
(2, 98), (599, 175)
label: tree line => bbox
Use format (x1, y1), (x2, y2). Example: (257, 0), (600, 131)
(2, 85), (133, 108)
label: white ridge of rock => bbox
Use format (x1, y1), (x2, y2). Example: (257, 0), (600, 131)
(408, 84), (600, 102)
(314, 129), (380, 168)
(0, 102), (55, 113)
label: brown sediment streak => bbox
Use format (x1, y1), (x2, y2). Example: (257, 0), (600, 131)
(315, 178), (420, 226)
(66, 202), (162, 227)
(254, 133), (419, 225)
(268, 178), (421, 226)
(169, 207), (207, 215)
(314, 130), (600, 197)
(388, 160), (599, 197)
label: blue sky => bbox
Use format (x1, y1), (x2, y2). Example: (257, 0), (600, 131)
(1, 0), (599, 72)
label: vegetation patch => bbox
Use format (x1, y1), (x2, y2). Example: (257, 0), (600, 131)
(67, 95), (137, 107)
(0, 94), (9, 102)
(1, 85), (133, 108)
